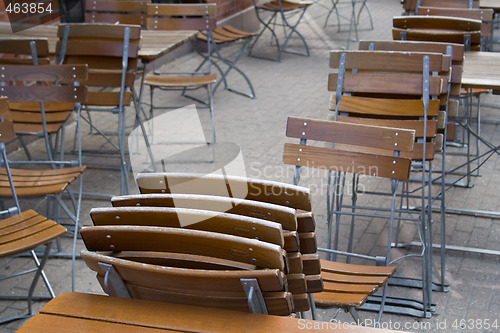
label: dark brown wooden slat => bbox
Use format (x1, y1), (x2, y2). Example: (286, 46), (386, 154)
(90, 206), (285, 248)
(81, 226), (286, 270)
(111, 193), (298, 231)
(330, 50), (450, 72)
(283, 143), (412, 181)
(57, 23), (142, 40)
(328, 72), (444, 96)
(334, 95), (440, 117)
(358, 40), (465, 62)
(147, 3), (216, 16)
(286, 117), (416, 152)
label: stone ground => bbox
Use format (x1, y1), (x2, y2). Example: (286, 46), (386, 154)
(1, 0), (499, 331)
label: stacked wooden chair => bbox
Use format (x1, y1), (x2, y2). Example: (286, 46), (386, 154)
(81, 173), (323, 315)
(358, 39), (464, 294)
(143, 3), (217, 150)
(284, 49), (452, 318)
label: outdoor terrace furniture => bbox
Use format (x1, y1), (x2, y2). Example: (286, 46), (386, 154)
(249, 0), (312, 62)
(392, 16), (483, 50)
(143, 3), (217, 153)
(133, 172), (396, 322)
(197, 25), (257, 98)
(0, 38), (76, 162)
(56, 23), (142, 196)
(0, 63), (88, 290)
(0, 95), (71, 324)
(284, 49), (453, 318)
(15, 292), (411, 332)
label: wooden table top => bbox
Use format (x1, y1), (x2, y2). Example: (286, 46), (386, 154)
(0, 23), (197, 63)
(462, 51), (500, 90)
(17, 292), (406, 333)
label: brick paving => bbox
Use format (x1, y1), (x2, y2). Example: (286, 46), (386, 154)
(1, 0), (499, 331)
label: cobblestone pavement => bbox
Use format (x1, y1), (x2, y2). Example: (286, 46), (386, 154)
(1, 0), (499, 331)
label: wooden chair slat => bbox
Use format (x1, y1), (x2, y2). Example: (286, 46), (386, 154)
(111, 193), (298, 231)
(81, 226), (286, 270)
(286, 117), (416, 152)
(90, 206), (285, 248)
(283, 143), (412, 181)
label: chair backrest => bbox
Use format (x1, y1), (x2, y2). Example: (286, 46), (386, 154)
(393, 15), (483, 50)
(328, 50), (449, 161)
(80, 225), (296, 315)
(0, 64), (88, 104)
(85, 0), (148, 27)
(56, 23), (141, 108)
(146, 3), (217, 31)
(358, 39), (463, 112)
(403, 0), (479, 14)
(0, 38), (50, 65)
(417, 7), (494, 50)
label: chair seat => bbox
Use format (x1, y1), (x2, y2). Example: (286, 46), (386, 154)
(261, 0), (312, 11)
(0, 166), (86, 197)
(0, 209), (66, 257)
(144, 73), (217, 88)
(199, 26), (256, 44)
(314, 290), (369, 308)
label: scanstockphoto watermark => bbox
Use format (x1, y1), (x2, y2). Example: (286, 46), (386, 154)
(249, 161), (377, 197)
(297, 318), (499, 331)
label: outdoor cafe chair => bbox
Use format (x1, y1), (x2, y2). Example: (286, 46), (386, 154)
(248, 0), (312, 62)
(0, 38), (76, 162)
(392, 16), (485, 188)
(56, 23), (142, 196)
(0, 98), (67, 324)
(358, 39), (465, 292)
(143, 3), (217, 154)
(285, 49), (451, 318)
(0, 63), (88, 291)
(133, 172), (395, 323)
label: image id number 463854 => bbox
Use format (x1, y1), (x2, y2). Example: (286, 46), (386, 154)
(452, 318), (498, 330)
(6, 1), (53, 14)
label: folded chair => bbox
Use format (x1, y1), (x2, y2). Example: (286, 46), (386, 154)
(57, 23), (142, 195)
(358, 40), (464, 292)
(285, 49), (450, 318)
(249, 0), (312, 62)
(392, 16), (485, 188)
(0, 38), (76, 162)
(81, 225), (295, 315)
(0, 64), (88, 291)
(84, 0), (148, 27)
(133, 172), (395, 323)
(143, 3), (217, 150)
(0, 99), (67, 324)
